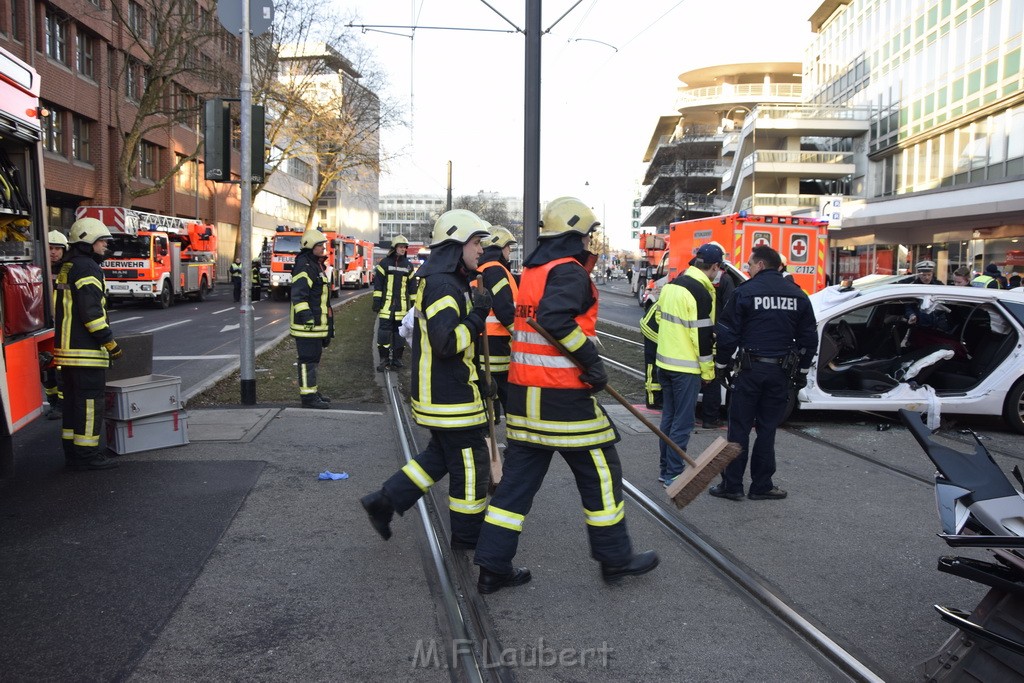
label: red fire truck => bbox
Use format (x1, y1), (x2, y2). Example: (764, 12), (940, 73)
(336, 236), (374, 289)
(0, 46), (56, 473)
(268, 227), (345, 300)
(75, 206), (218, 308)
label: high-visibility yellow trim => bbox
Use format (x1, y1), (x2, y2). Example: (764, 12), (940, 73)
(292, 271), (312, 285)
(559, 326), (587, 352)
(506, 412), (611, 434)
(526, 386), (541, 421)
(450, 496), (487, 514)
(425, 295), (459, 319)
(84, 317), (108, 332)
(460, 447), (475, 500)
(455, 324), (471, 351)
(411, 412), (487, 429)
(62, 428), (73, 440)
(402, 460), (435, 492)
(491, 279), (508, 295)
(411, 398), (482, 414)
(506, 425), (618, 449)
(75, 276), (103, 291)
(484, 505), (525, 531)
(584, 500), (624, 527)
(293, 302), (311, 312)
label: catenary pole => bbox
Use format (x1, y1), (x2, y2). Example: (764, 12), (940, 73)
(239, 0), (256, 404)
(522, 0), (541, 255)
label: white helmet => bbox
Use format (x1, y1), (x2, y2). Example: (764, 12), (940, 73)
(300, 228), (327, 249)
(391, 234), (409, 247)
(430, 209), (489, 247)
(48, 230), (69, 249)
(484, 227), (516, 249)
(69, 217), (112, 244)
(539, 197), (600, 239)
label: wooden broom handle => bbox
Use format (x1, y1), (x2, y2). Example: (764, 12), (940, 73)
(525, 318), (697, 468)
(476, 276), (500, 464)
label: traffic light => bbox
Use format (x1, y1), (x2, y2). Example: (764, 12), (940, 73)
(251, 104), (265, 184)
(204, 99), (230, 181)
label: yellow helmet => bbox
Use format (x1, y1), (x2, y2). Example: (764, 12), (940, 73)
(391, 234), (409, 247)
(300, 228), (327, 249)
(430, 209), (489, 247)
(69, 217), (112, 244)
(539, 197), (599, 239)
(48, 230), (69, 248)
(484, 227), (516, 249)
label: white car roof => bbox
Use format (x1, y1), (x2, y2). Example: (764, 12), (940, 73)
(810, 283), (1024, 316)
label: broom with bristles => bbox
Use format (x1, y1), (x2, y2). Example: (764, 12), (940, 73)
(477, 276), (503, 491)
(526, 318), (740, 508)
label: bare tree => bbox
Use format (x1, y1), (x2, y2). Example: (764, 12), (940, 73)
(102, 0), (239, 204)
(453, 192), (524, 241)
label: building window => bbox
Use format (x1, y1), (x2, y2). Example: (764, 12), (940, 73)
(138, 141), (157, 180)
(45, 11), (67, 64)
(42, 107), (64, 154)
(76, 31), (94, 78)
(10, 0), (20, 40)
(71, 116), (90, 161)
(128, 1), (145, 37)
(175, 154), (197, 193)
(126, 59), (139, 100)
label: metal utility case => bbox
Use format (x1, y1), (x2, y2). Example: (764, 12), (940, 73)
(104, 374), (181, 420)
(105, 410), (189, 455)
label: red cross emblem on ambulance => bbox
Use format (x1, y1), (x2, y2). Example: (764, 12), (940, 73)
(789, 234), (809, 263)
(752, 231), (771, 249)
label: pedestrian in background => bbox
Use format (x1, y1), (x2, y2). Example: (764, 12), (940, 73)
(372, 234), (413, 371)
(230, 257), (243, 302)
(710, 246), (817, 501)
(972, 263), (1002, 289)
(653, 243), (722, 487)
(361, 210), (492, 550)
(43, 230), (68, 420)
(250, 259), (262, 300)
(472, 196), (658, 594)
(54, 217), (121, 471)
(626, 266), (633, 286)
(289, 229), (333, 409)
(951, 266), (971, 286)
(474, 226), (518, 422)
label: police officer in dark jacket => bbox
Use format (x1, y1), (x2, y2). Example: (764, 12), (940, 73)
(54, 217), (122, 470)
(290, 229), (333, 409)
(361, 210), (493, 550)
(709, 246), (817, 501)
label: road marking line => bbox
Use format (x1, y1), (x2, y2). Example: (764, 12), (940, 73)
(154, 355), (239, 360)
(109, 316), (143, 325)
(211, 307), (235, 315)
(141, 320), (191, 333)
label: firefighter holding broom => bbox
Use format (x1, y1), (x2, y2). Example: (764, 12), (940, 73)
(475, 226), (518, 422)
(360, 211), (493, 551)
(472, 196), (659, 594)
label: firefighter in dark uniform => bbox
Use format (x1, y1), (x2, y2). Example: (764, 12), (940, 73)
(640, 303), (662, 409)
(475, 226), (518, 422)
(372, 234), (413, 371)
(710, 245), (817, 501)
(251, 259), (262, 300)
(230, 257), (243, 302)
(54, 217), (121, 470)
(361, 210), (493, 549)
(44, 230), (68, 420)
(472, 196), (658, 594)
(702, 244), (736, 428)
(290, 228), (333, 409)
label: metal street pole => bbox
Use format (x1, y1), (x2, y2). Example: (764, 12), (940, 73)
(522, 0), (541, 257)
(239, 0), (256, 404)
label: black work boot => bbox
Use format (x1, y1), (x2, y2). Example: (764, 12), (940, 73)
(376, 347), (390, 372)
(477, 566), (532, 594)
(390, 348), (404, 369)
(70, 451), (119, 471)
(360, 489), (395, 540)
(62, 440), (75, 467)
(316, 392), (331, 403)
(600, 550), (660, 584)
(301, 394), (331, 409)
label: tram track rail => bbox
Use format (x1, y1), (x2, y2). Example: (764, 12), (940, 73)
(596, 328), (884, 680)
(384, 371), (515, 683)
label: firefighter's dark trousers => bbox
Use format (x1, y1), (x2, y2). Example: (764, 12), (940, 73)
(382, 428), (489, 546)
(61, 366), (106, 462)
(643, 336), (662, 409)
(473, 442), (634, 574)
(43, 365), (62, 408)
(376, 313), (405, 363)
(295, 337), (324, 396)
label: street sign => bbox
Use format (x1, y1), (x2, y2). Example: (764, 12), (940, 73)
(219, 0), (275, 37)
(820, 195), (843, 228)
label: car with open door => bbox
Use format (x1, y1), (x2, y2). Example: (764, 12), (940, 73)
(795, 283), (1024, 432)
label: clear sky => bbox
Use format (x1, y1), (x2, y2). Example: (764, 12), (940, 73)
(341, 0), (822, 249)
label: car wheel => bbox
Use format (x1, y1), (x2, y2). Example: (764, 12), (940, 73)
(157, 282), (172, 309)
(1002, 378), (1024, 434)
(197, 278), (209, 301)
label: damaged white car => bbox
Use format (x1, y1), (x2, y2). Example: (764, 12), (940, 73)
(796, 283), (1024, 432)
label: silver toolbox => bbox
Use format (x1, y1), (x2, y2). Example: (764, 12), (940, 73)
(104, 374), (181, 420)
(105, 410), (189, 455)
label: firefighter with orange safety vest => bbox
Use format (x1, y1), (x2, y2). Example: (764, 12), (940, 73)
(360, 210), (493, 550)
(474, 226), (518, 422)
(54, 217), (122, 470)
(472, 196), (659, 594)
